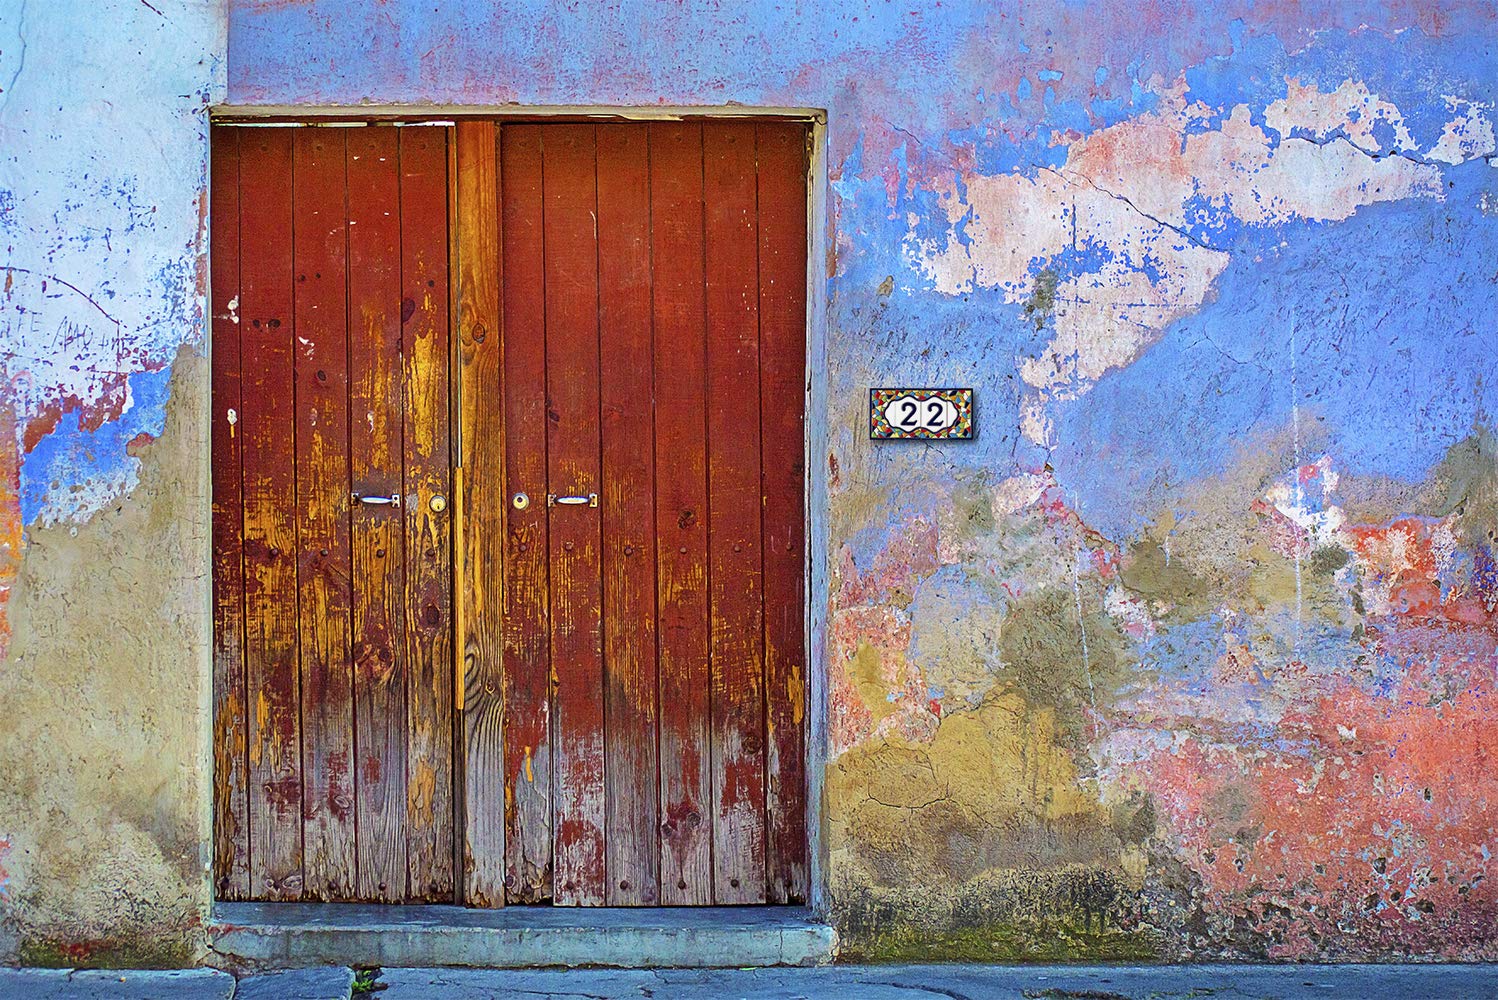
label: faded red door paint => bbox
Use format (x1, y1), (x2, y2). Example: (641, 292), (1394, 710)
(210, 124), (456, 904)
(214, 119), (809, 909)
(497, 120), (810, 906)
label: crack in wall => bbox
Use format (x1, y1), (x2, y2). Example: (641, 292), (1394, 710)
(1041, 165), (1222, 253)
(0, 0), (27, 110)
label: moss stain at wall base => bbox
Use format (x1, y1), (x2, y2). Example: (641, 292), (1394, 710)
(18, 935), (198, 971)
(832, 867), (1163, 964)
(842, 924), (1162, 964)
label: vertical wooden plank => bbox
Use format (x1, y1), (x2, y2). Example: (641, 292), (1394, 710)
(292, 128), (356, 900)
(596, 123), (660, 906)
(455, 120), (506, 907)
(543, 124), (607, 907)
(347, 126), (408, 902)
(400, 126), (456, 902)
(499, 124), (553, 903)
(703, 121), (767, 905)
(649, 121), (714, 906)
(210, 126), (250, 901)
(238, 127), (303, 900)
(756, 122), (810, 904)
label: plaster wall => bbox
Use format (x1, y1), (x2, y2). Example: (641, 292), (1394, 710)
(2, 0), (1497, 967)
(0, 0), (224, 966)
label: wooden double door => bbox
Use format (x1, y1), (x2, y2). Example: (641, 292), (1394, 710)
(211, 119), (809, 907)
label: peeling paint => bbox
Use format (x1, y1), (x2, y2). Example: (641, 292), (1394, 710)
(0, 348), (213, 966)
(0, 0), (223, 966)
(5, 0), (1498, 968)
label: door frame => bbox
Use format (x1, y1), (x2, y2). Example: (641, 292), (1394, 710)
(207, 106), (831, 914)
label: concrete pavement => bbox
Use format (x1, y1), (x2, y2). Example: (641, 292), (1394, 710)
(5, 963), (1498, 998)
(369, 964), (1498, 998)
(0, 966), (349, 999)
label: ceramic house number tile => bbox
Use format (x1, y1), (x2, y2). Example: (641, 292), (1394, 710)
(869, 388), (974, 440)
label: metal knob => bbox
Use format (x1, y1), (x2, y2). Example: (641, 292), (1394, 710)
(512, 492), (530, 510)
(430, 494), (447, 513)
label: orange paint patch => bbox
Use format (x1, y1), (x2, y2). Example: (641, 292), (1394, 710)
(1348, 518), (1442, 586)
(0, 404), (24, 662)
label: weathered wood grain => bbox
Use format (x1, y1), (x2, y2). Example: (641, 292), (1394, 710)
(347, 126), (409, 902)
(291, 127), (357, 901)
(543, 124), (607, 907)
(755, 122), (811, 904)
(648, 121), (715, 906)
(455, 120), (506, 907)
(596, 123), (661, 906)
(399, 126), (456, 902)
(238, 127), (304, 900)
(498, 123), (553, 904)
(214, 118), (806, 908)
(210, 126), (250, 901)
(703, 121), (767, 905)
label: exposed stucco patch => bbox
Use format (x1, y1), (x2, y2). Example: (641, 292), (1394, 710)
(0, 348), (210, 966)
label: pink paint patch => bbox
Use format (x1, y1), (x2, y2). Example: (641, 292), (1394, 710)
(836, 518), (941, 606)
(1252, 496), (1313, 560)
(829, 604), (914, 755)
(1117, 625), (1498, 959)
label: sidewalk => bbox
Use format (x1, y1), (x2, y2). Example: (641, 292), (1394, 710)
(5, 963), (1498, 998)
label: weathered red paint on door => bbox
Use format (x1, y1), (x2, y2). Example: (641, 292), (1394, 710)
(214, 118), (809, 908)
(490, 120), (810, 906)
(211, 123), (456, 903)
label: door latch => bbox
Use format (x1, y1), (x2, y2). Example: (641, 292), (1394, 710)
(353, 492), (401, 507)
(547, 493), (599, 508)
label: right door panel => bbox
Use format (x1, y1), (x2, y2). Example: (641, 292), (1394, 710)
(497, 119), (810, 906)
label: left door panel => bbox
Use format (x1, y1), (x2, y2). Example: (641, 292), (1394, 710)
(211, 124), (456, 903)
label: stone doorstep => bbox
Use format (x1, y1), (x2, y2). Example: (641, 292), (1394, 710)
(208, 902), (836, 971)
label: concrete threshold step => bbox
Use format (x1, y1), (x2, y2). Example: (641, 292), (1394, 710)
(209, 902), (836, 970)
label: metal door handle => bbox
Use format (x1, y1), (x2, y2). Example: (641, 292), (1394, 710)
(353, 492), (401, 507)
(547, 493), (598, 508)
